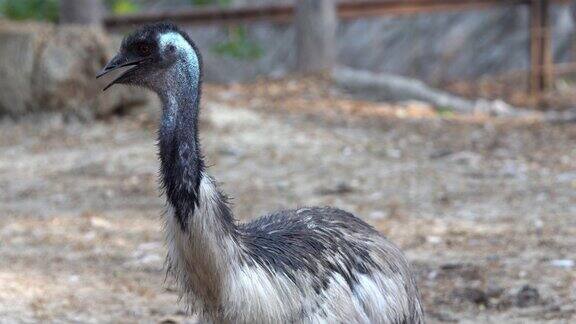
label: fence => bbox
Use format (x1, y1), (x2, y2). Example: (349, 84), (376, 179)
(104, 0), (573, 101)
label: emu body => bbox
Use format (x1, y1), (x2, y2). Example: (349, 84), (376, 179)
(98, 23), (424, 323)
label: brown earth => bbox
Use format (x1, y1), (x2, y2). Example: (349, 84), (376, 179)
(0, 79), (575, 323)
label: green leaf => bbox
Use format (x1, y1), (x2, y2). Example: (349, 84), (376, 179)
(1, 0), (59, 22)
(211, 26), (263, 60)
(111, 0), (139, 15)
(436, 106), (455, 118)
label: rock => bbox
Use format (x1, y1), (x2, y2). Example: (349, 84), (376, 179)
(89, 216), (114, 230)
(550, 259), (575, 269)
(453, 284), (506, 308)
(485, 283), (504, 299)
(368, 211), (387, 220)
(426, 235), (442, 244)
(429, 311), (458, 322)
(439, 262), (482, 280)
(136, 241), (163, 252)
(448, 151), (481, 167)
(316, 182), (355, 195)
(429, 149), (453, 159)
(138, 254), (163, 266)
(556, 172), (576, 183)
(217, 147), (241, 157)
(0, 21), (51, 115)
(454, 287), (488, 306)
(0, 20), (152, 118)
(159, 314), (201, 324)
(515, 285), (540, 308)
(131, 241), (164, 269)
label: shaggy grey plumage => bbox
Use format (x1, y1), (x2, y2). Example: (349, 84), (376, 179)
(98, 22), (424, 324)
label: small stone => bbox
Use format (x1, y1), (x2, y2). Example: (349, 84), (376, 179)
(89, 217), (113, 230)
(217, 147), (241, 157)
(434, 312), (458, 322)
(386, 148), (401, 159)
(439, 263), (481, 280)
(499, 160), (520, 177)
(429, 149), (453, 159)
(427, 270), (438, 280)
(485, 284), (504, 299)
(137, 242), (162, 251)
(550, 259), (574, 269)
(368, 211), (387, 220)
(440, 263), (463, 270)
(83, 231), (97, 241)
(454, 287), (488, 306)
(139, 254), (162, 265)
(316, 182), (354, 195)
(449, 151), (481, 166)
(556, 172), (576, 183)
(426, 236), (442, 244)
(515, 285), (540, 308)
(518, 270), (527, 278)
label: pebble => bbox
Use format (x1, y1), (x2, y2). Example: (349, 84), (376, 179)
(426, 236), (442, 244)
(137, 242), (163, 251)
(515, 285), (540, 308)
(449, 151), (481, 166)
(455, 287), (488, 305)
(139, 254), (163, 265)
(556, 172), (576, 183)
(316, 182), (354, 195)
(368, 211), (387, 220)
(89, 217), (113, 230)
(550, 259), (574, 269)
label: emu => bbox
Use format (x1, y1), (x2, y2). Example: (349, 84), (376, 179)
(98, 23), (424, 323)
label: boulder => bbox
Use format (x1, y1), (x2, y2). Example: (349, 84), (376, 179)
(0, 20), (153, 118)
(0, 22), (51, 115)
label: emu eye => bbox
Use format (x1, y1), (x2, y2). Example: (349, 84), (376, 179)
(137, 43), (152, 56)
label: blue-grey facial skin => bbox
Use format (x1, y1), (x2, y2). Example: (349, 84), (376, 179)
(101, 22), (424, 324)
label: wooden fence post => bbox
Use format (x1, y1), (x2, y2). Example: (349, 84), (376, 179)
(60, 0), (105, 25)
(295, 0), (338, 73)
(529, 0), (552, 101)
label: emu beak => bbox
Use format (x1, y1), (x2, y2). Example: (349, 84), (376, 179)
(96, 54), (147, 91)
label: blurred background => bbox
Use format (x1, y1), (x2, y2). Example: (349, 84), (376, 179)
(0, 0), (575, 322)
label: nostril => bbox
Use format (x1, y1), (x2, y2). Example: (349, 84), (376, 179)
(168, 45), (176, 52)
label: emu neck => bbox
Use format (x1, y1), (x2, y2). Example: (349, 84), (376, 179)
(157, 57), (242, 313)
(158, 69), (204, 230)
(156, 61), (237, 236)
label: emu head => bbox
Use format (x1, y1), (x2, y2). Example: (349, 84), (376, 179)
(97, 22), (201, 94)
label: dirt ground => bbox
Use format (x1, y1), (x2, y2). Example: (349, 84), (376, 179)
(1, 79), (575, 323)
